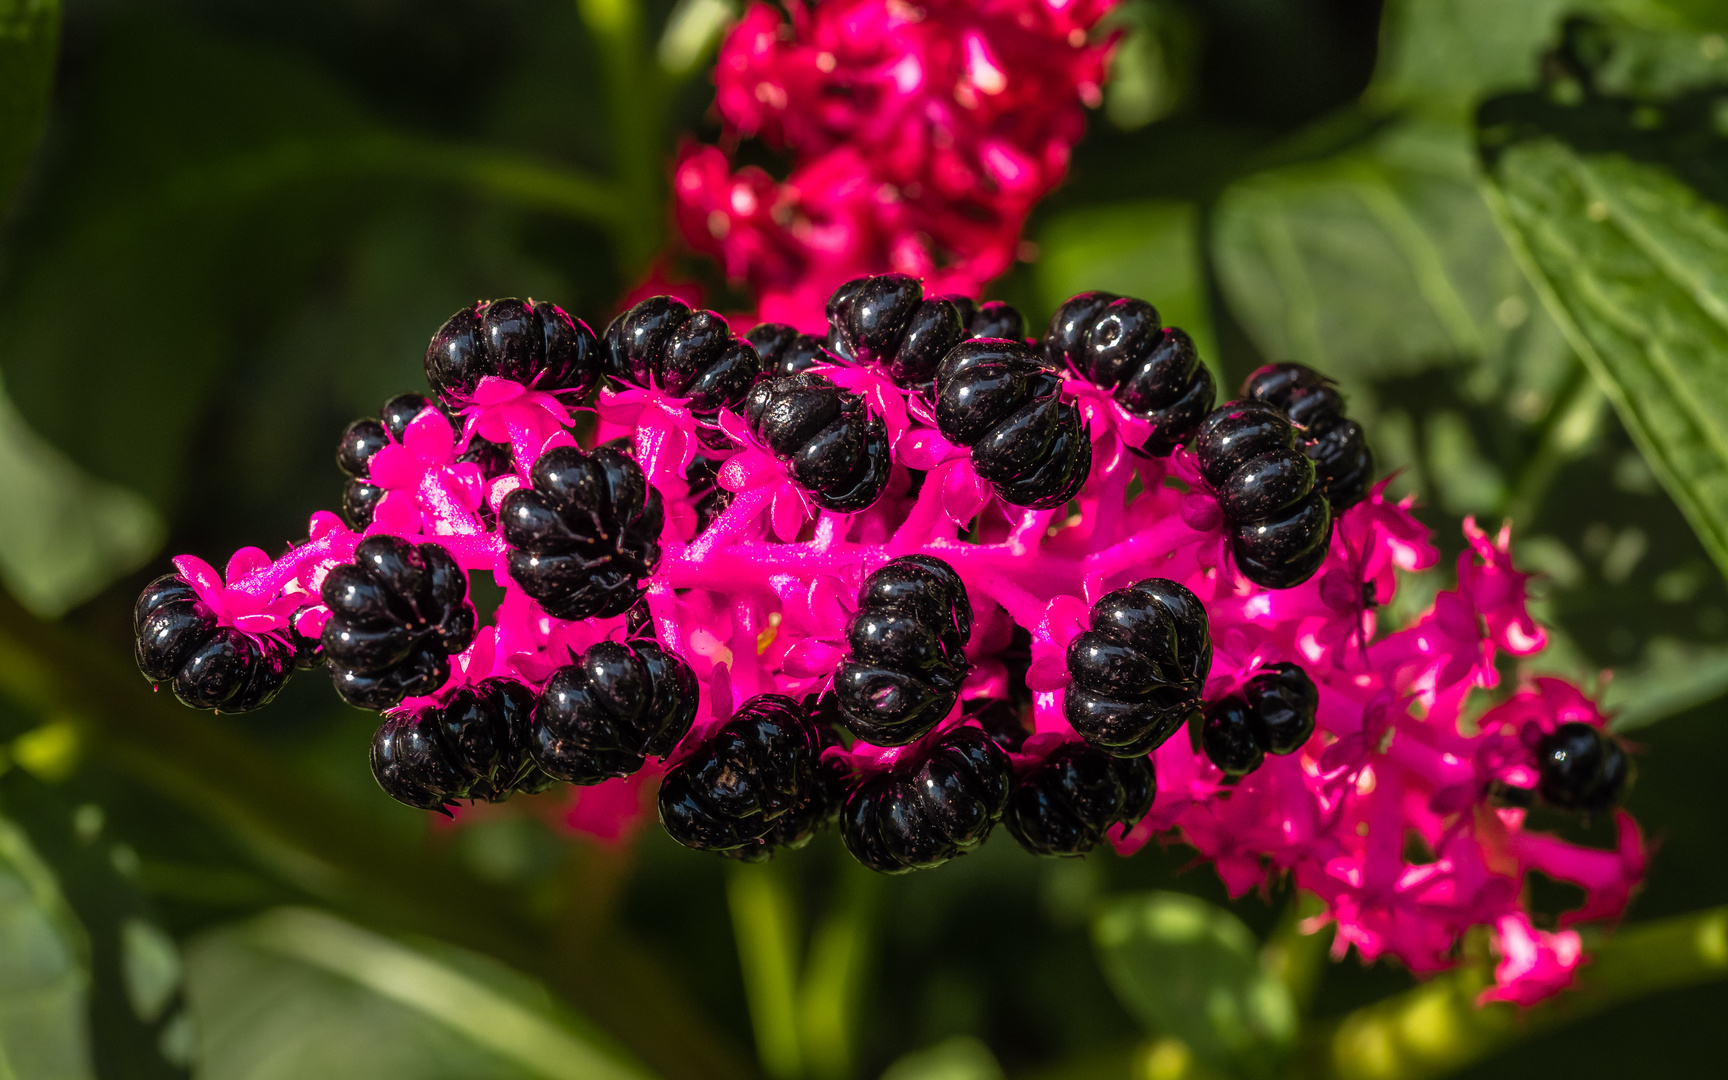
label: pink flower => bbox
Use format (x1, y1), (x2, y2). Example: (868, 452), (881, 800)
(1480, 912), (1585, 1006)
(366, 406), (490, 537)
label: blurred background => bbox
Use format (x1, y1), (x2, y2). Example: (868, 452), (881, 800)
(2, 0), (1728, 1077)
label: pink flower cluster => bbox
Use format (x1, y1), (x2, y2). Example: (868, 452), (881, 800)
(673, 0), (1118, 328)
(172, 325), (1643, 1006)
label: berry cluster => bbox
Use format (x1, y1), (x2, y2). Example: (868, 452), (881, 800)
(134, 277), (1645, 1001)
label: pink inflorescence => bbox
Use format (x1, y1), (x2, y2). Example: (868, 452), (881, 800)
(674, 0), (1119, 329)
(131, 279), (1643, 1007)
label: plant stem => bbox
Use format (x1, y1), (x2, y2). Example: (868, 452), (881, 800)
(574, 0), (665, 272)
(1497, 357), (1605, 530)
(727, 860), (807, 1080)
(799, 858), (883, 1080)
(1320, 904), (1728, 1080)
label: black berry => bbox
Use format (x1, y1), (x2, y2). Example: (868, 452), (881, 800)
(934, 339), (1091, 509)
(963, 299), (1026, 342)
(1006, 743), (1156, 857)
(603, 297), (761, 446)
(747, 323), (837, 378)
(1244, 662), (1318, 755)
(321, 536), (479, 710)
(657, 694), (822, 858)
(826, 273), (966, 390)
(1195, 401), (1333, 589)
(425, 298), (602, 405)
(726, 716), (850, 862)
(133, 574), (298, 712)
(1202, 697), (1265, 777)
(336, 394), (512, 529)
(529, 639), (699, 784)
(501, 445), (664, 620)
(1044, 292), (1216, 455)
(1241, 363), (1375, 510)
(834, 555), (972, 746)
(840, 725), (1010, 873)
(370, 677), (555, 813)
(1536, 722), (1630, 814)
(743, 373), (892, 513)
(1065, 578), (1211, 756)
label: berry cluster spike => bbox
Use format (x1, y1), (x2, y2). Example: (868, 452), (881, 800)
(134, 278), (1646, 1006)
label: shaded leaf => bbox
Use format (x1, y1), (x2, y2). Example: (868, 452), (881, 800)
(877, 1037), (1004, 1080)
(1092, 891), (1295, 1077)
(0, 811), (92, 1080)
(185, 907), (660, 1080)
(0, 0), (58, 211)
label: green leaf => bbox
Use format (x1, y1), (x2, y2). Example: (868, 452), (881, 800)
(1479, 80), (1728, 583)
(877, 1037), (1004, 1080)
(1035, 200), (1220, 383)
(1211, 120), (1572, 394)
(0, 0), (58, 212)
(185, 907), (661, 1080)
(1092, 892), (1296, 1078)
(1600, 637), (1728, 730)
(0, 811), (92, 1080)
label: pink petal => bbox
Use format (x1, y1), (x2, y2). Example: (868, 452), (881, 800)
(372, 491), (422, 534)
(470, 376), (528, 407)
(772, 485), (809, 542)
(171, 555), (224, 597)
(1025, 654), (1071, 691)
(224, 546), (272, 583)
(940, 461), (987, 526)
(783, 638), (843, 678)
(233, 613), (281, 633)
(366, 443), (419, 489)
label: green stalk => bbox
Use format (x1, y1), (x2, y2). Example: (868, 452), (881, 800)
(727, 860), (807, 1080)
(798, 860), (883, 1080)
(1322, 905), (1728, 1080)
(574, 0), (665, 271)
(1497, 359), (1606, 529)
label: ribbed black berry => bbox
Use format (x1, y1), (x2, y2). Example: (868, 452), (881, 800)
(841, 725), (1011, 873)
(657, 694), (822, 858)
(321, 537), (478, 710)
(336, 393), (513, 529)
(1244, 662), (1318, 755)
(933, 339), (1091, 509)
(1242, 363), (1374, 509)
(746, 323), (837, 378)
(425, 298), (602, 405)
(529, 639), (699, 785)
(370, 678), (556, 813)
(1195, 401), (1333, 589)
(726, 714), (850, 862)
(1536, 721), (1630, 814)
(1202, 698), (1265, 777)
(834, 555), (973, 746)
(825, 273), (967, 391)
(1065, 578), (1211, 756)
(968, 697), (1031, 752)
(743, 373), (892, 512)
(604, 297), (761, 452)
(1201, 662), (1319, 776)
(133, 574), (303, 712)
(1006, 743), (1156, 857)
(957, 298), (1027, 342)
(1044, 292), (1216, 455)
(500, 445), (664, 619)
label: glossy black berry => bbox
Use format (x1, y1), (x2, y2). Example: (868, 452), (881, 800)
(604, 297), (761, 422)
(826, 274), (967, 390)
(1536, 722), (1630, 814)
(320, 536), (479, 710)
(133, 573), (297, 712)
(841, 725), (1011, 873)
(747, 323), (837, 378)
(1065, 578), (1211, 756)
(934, 339), (1091, 509)
(337, 394), (508, 529)
(743, 373), (892, 512)
(370, 677), (555, 812)
(1242, 363), (1375, 510)
(1006, 744), (1156, 857)
(1202, 697), (1265, 777)
(726, 719), (851, 862)
(425, 298), (602, 404)
(963, 299), (1026, 342)
(1044, 292), (1216, 455)
(834, 555), (972, 746)
(529, 639), (699, 785)
(1195, 401), (1333, 589)
(501, 445), (664, 620)
(657, 694), (822, 857)
(968, 697), (1032, 753)
(1244, 662), (1318, 755)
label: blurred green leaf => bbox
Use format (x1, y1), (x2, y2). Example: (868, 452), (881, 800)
(1092, 892), (1295, 1078)
(0, 811), (92, 1080)
(186, 906), (660, 1080)
(1480, 75), (1728, 584)
(878, 1036), (1004, 1080)
(1035, 200), (1219, 382)
(1601, 637), (1728, 730)
(1211, 121), (1572, 395)
(0, 0), (57, 212)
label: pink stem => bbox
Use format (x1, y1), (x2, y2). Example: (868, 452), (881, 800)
(686, 488), (773, 560)
(1082, 513), (1199, 580)
(232, 528), (361, 598)
(886, 472), (951, 555)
